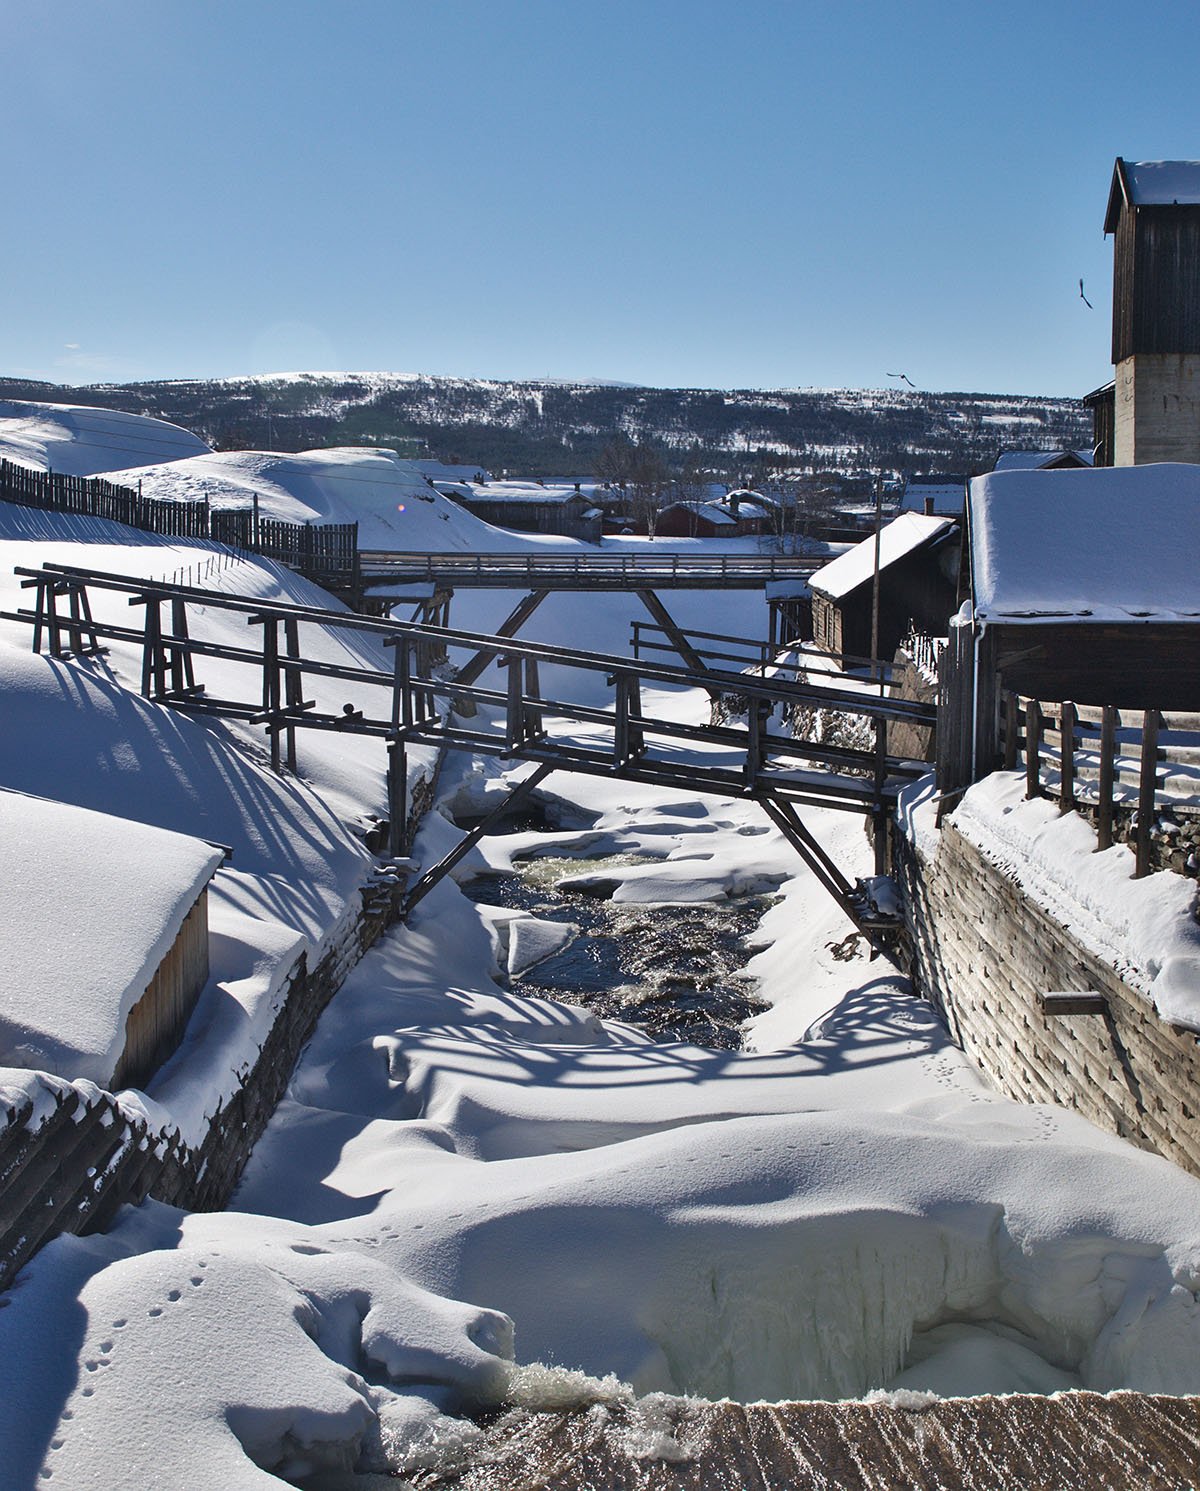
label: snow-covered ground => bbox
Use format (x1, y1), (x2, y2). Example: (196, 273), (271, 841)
(2, 407), (1200, 1488)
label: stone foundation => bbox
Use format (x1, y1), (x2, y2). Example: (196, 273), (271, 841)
(896, 823), (1200, 1178)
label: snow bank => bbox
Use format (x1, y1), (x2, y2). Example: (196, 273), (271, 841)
(0, 790), (221, 1085)
(107, 446), (569, 552)
(0, 399), (211, 475)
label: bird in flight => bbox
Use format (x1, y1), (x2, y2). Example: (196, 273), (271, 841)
(887, 372), (917, 389)
(1079, 278), (1094, 309)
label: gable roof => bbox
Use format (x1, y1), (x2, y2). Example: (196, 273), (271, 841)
(968, 463), (1200, 624)
(1105, 157), (1200, 233)
(992, 450), (1093, 474)
(809, 512), (955, 601)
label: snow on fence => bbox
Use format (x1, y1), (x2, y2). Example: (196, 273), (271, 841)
(0, 459), (360, 590)
(1004, 695), (1200, 879)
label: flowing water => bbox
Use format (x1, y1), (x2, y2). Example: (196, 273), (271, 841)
(461, 853), (772, 1050)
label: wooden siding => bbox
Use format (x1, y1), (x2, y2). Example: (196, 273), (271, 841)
(899, 825), (1200, 1179)
(993, 622), (1200, 711)
(110, 893), (210, 1092)
(812, 543), (959, 664)
(1112, 205), (1200, 363)
(1086, 383), (1115, 466)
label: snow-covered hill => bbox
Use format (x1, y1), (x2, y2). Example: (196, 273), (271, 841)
(0, 371), (1092, 481)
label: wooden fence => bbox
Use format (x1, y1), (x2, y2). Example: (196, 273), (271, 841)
(1002, 694), (1200, 878)
(0, 459), (360, 590)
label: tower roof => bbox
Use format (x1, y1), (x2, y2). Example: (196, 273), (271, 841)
(1105, 158), (1200, 233)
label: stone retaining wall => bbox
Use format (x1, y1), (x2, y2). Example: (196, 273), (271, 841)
(896, 823), (1200, 1178)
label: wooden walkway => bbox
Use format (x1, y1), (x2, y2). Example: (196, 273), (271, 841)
(360, 549), (820, 592)
(5, 561), (934, 940)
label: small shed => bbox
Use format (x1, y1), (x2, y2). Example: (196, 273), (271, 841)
(963, 462), (1200, 709)
(808, 512), (960, 663)
(440, 481), (602, 542)
(0, 792), (222, 1092)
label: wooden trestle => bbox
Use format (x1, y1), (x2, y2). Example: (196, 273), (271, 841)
(5, 561), (935, 942)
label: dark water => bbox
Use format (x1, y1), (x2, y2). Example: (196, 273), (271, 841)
(462, 855), (772, 1050)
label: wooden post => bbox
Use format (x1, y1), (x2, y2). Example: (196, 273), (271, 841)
(387, 738), (407, 857)
(504, 655), (522, 752)
(745, 696), (762, 784)
(262, 618), (281, 773)
(523, 657), (542, 740)
(283, 617), (301, 773)
(1134, 709), (1159, 879)
(1097, 704), (1116, 851)
(1002, 691), (1018, 772)
(873, 715), (888, 875)
(1024, 698), (1042, 799)
(1059, 700), (1076, 815)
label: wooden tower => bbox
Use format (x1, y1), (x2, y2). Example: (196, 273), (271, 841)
(1105, 157), (1200, 465)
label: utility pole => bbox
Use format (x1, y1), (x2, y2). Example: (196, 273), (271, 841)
(869, 475), (884, 693)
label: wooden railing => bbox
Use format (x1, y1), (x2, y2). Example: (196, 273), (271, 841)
(359, 549), (819, 588)
(0, 459), (359, 589)
(1002, 694), (1200, 877)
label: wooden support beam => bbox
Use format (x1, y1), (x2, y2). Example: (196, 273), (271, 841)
(453, 589), (550, 693)
(403, 764), (555, 915)
(635, 589), (710, 677)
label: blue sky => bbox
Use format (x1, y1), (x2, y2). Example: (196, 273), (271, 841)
(4, 0), (1200, 396)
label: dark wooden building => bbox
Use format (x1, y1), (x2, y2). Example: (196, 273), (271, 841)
(1098, 158), (1200, 465)
(808, 513), (960, 664)
(939, 464), (1200, 797)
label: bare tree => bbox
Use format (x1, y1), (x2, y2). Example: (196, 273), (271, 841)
(626, 441), (670, 537)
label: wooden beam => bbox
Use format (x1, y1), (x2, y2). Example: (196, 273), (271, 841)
(403, 764), (555, 915)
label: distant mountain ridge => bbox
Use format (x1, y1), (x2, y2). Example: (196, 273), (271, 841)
(0, 372), (1091, 483)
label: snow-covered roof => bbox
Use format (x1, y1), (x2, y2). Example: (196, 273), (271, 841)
(896, 481), (964, 515)
(969, 463), (1200, 623)
(992, 451), (1093, 474)
(809, 513), (955, 600)
(0, 790), (221, 1085)
(661, 501), (737, 527)
(462, 483), (588, 507)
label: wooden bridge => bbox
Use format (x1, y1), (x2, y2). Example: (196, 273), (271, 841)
(359, 549), (819, 592)
(5, 561), (934, 942)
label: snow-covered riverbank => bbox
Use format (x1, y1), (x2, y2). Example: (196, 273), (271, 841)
(6, 727), (1200, 1488)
